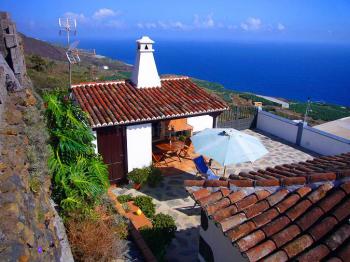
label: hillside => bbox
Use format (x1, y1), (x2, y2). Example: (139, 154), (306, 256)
(22, 33), (350, 126)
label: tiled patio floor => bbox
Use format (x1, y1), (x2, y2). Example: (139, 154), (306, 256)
(112, 129), (317, 261)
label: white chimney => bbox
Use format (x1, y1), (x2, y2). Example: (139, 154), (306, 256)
(131, 36), (161, 88)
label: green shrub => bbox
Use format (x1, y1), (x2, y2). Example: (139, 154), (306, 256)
(147, 167), (163, 187)
(45, 93), (109, 216)
(133, 196), (155, 218)
(140, 213), (177, 261)
(117, 194), (134, 203)
(127, 167), (150, 185)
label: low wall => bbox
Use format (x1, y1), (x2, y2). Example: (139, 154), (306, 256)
(300, 126), (350, 155)
(188, 115), (213, 133)
(256, 110), (350, 156)
(257, 110), (299, 144)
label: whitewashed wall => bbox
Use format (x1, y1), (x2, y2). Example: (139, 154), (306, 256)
(92, 131), (98, 154)
(126, 123), (152, 172)
(199, 217), (244, 262)
(188, 115), (213, 133)
(300, 126), (350, 155)
(257, 110), (299, 144)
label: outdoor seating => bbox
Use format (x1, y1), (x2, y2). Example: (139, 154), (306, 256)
(179, 137), (192, 158)
(152, 151), (169, 166)
(193, 155), (220, 180)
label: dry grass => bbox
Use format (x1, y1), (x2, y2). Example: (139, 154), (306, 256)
(67, 216), (124, 262)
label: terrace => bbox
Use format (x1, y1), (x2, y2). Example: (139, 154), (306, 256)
(111, 128), (317, 261)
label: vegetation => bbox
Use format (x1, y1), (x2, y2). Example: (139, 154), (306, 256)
(134, 196), (156, 218)
(147, 166), (163, 187)
(45, 92), (109, 215)
(290, 102), (350, 122)
(140, 213), (177, 261)
(127, 167), (150, 186)
(117, 194), (134, 204)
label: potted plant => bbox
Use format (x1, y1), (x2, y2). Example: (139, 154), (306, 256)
(127, 167), (150, 190)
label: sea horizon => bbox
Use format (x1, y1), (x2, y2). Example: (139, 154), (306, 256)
(55, 38), (350, 107)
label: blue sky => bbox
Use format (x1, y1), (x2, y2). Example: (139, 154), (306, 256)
(2, 0), (350, 43)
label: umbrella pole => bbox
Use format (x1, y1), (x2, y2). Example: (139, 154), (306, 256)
(223, 166), (226, 178)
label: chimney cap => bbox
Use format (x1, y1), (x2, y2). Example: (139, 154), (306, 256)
(136, 36), (155, 44)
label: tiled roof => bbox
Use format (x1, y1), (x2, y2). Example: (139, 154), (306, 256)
(71, 77), (228, 128)
(186, 152), (350, 261)
(185, 152), (350, 188)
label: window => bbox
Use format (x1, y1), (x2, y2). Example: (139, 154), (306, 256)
(199, 236), (214, 262)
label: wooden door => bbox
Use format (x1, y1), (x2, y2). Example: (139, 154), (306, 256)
(96, 126), (127, 183)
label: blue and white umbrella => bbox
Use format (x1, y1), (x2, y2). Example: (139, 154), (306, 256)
(191, 128), (268, 176)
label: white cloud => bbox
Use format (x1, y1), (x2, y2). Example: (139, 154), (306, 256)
(63, 12), (88, 24)
(193, 14), (215, 28)
(240, 17), (262, 31)
(277, 22), (286, 31)
(92, 8), (118, 20)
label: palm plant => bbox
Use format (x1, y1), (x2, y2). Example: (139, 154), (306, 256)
(45, 92), (109, 215)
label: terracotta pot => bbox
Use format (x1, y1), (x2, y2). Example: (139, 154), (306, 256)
(133, 183), (141, 190)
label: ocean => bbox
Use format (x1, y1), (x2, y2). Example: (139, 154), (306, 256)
(78, 39), (350, 106)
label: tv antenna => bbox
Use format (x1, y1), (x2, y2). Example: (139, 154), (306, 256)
(303, 97), (311, 124)
(58, 17), (77, 88)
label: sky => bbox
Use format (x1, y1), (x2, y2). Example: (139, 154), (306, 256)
(1, 0), (350, 44)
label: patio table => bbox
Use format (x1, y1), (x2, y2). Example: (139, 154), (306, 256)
(155, 141), (184, 162)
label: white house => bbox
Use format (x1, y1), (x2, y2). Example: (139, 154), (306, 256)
(72, 36), (228, 182)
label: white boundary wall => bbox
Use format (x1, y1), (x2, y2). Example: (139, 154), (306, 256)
(126, 123), (152, 172)
(92, 131), (98, 154)
(256, 110), (350, 155)
(188, 115), (213, 133)
(257, 110), (299, 144)
(300, 126), (350, 156)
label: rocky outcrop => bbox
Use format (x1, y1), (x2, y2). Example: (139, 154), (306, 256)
(0, 12), (31, 89)
(0, 11), (67, 262)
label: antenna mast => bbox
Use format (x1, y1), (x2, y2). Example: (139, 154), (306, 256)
(58, 17), (77, 88)
(303, 97), (311, 124)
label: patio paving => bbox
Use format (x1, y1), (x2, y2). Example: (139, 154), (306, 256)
(112, 128), (317, 261)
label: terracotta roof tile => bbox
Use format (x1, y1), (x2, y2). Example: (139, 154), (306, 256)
(324, 224), (350, 251)
(185, 154), (350, 262)
(308, 216), (338, 241)
(252, 207), (280, 227)
(296, 206), (324, 231)
(236, 229), (266, 252)
(72, 78), (228, 127)
(271, 224), (301, 248)
(244, 240), (276, 262)
(261, 215), (291, 237)
(191, 188), (210, 200)
(296, 244), (330, 262)
(336, 241), (350, 261)
(225, 221), (256, 241)
(333, 198), (350, 221)
(263, 250), (289, 262)
(285, 199), (312, 221)
(282, 234), (314, 259)
(220, 213), (247, 232)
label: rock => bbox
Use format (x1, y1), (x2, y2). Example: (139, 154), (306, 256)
(23, 90), (36, 107)
(19, 255), (29, 262)
(5, 108), (22, 125)
(22, 226), (35, 247)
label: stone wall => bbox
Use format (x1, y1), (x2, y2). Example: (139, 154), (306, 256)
(0, 11), (31, 89)
(0, 11), (68, 262)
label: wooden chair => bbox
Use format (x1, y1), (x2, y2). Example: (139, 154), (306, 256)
(152, 152), (168, 167)
(179, 137), (192, 158)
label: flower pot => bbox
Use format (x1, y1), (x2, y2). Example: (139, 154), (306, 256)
(133, 183), (141, 190)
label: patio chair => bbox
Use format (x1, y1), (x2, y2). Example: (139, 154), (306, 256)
(152, 152), (168, 167)
(179, 137), (192, 158)
(193, 155), (220, 180)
